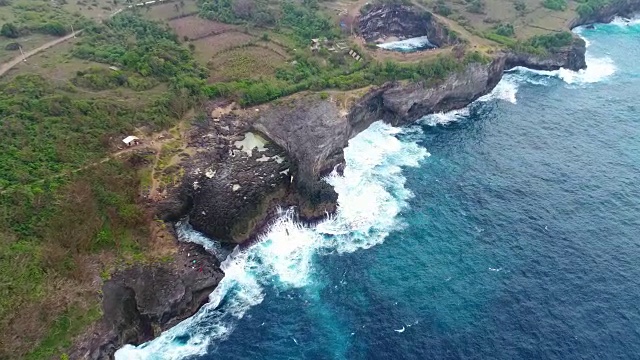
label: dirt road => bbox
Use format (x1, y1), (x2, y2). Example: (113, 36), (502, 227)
(0, 30), (83, 78)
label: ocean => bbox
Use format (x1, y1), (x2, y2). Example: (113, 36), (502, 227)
(116, 20), (640, 360)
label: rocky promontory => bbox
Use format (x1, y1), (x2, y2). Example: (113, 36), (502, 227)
(69, 241), (223, 359)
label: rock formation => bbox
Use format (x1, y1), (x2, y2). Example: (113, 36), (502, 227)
(69, 242), (223, 360)
(358, 4), (460, 47)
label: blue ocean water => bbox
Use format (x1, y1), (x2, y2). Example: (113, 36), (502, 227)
(117, 20), (640, 360)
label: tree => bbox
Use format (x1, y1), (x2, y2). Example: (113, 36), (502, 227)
(1, 23), (19, 38)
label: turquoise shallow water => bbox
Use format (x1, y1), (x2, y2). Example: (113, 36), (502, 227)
(117, 20), (640, 359)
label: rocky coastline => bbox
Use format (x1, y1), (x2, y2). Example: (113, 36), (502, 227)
(72, 2), (640, 358)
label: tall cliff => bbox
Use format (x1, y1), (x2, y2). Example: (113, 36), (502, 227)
(169, 39), (587, 244)
(350, 40), (586, 127)
(569, 0), (640, 28)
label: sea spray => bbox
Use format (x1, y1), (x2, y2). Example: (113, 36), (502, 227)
(418, 31), (616, 127)
(115, 121), (429, 360)
(377, 36), (436, 52)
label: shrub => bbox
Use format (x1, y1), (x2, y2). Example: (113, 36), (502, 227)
(543, 0), (567, 11)
(466, 0), (485, 13)
(435, 0), (453, 16)
(1, 23), (19, 38)
(577, 3), (594, 17)
(39, 22), (68, 36)
(514, 0), (526, 13)
(527, 31), (573, 49)
(494, 23), (515, 37)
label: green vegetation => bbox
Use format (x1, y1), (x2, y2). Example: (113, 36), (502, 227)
(0, 13), (208, 357)
(279, 1), (339, 42)
(0, 0), (89, 38)
(199, 0), (275, 25)
(434, 0), (453, 16)
(526, 31), (573, 50)
(0, 74), (172, 191)
(575, 0), (610, 17)
(73, 67), (159, 91)
(485, 30), (574, 54)
(206, 52), (489, 106)
(543, 0), (568, 11)
(0, 22), (17, 37)
(25, 305), (101, 360)
(73, 14), (207, 85)
(466, 0), (485, 14)
(514, 0), (527, 13)
(493, 23), (515, 37)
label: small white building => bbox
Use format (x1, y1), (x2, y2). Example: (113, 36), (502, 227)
(122, 136), (140, 146)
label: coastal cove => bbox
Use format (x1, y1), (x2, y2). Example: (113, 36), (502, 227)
(108, 13), (640, 360)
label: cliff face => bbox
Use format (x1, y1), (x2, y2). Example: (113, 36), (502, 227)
(158, 39), (587, 244)
(358, 4), (459, 47)
(350, 40), (586, 127)
(69, 242), (224, 360)
(252, 98), (354, 215)
(569, 0), (640, 28)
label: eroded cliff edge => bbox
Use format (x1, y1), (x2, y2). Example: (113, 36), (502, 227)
(169, 39), (586, 247)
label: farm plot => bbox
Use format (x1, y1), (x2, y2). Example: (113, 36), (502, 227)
(191, 31), (257, 62)
(207, 45), (289, 82)
(168, 15), (236, 40)
(145, 0), (199, 20)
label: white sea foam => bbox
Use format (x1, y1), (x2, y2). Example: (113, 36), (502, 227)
(478, 76), (519, 104)
(419, 108), (470, 126)
(515, 53), (616, 85)
(377, 36), (435, 51)
(115, 121), (428, 360)
(511, 32), (616, 85)
(609, 15), (640, 27)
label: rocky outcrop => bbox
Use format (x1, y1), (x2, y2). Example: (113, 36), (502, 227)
(252, 98), (355, 216)
(350, 39), (586, 127)
(165, 99), (358, 244)
(69, 242), (223, 360)
(569, 0), (640, 28)
(157, 109), (293, 244)
(358, 4), (459, 47)
(159, 38), (587, 244)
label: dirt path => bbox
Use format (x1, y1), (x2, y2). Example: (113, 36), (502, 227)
(0, 31), (83, 78)
(0, 1), (173, 78)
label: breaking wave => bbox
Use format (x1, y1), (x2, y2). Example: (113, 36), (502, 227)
(419, 29), (616, 127)
(510, 30), (616, 85)
(377, 36), (436, 52)
(115, 23), (625, 360)
(115, 121), (429, 360)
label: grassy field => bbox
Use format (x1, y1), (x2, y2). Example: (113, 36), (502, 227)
(169, 15), (236, 39)
(207, 45), (289, 82)
(416, 0), (580, 39)
(145, 0), (200, 20)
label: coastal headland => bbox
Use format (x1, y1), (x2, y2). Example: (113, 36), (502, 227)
(0, 0), (638, 357)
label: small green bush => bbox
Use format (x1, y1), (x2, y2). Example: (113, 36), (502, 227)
(1, 23), (19, 38)
(543, 0), (567, 11)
